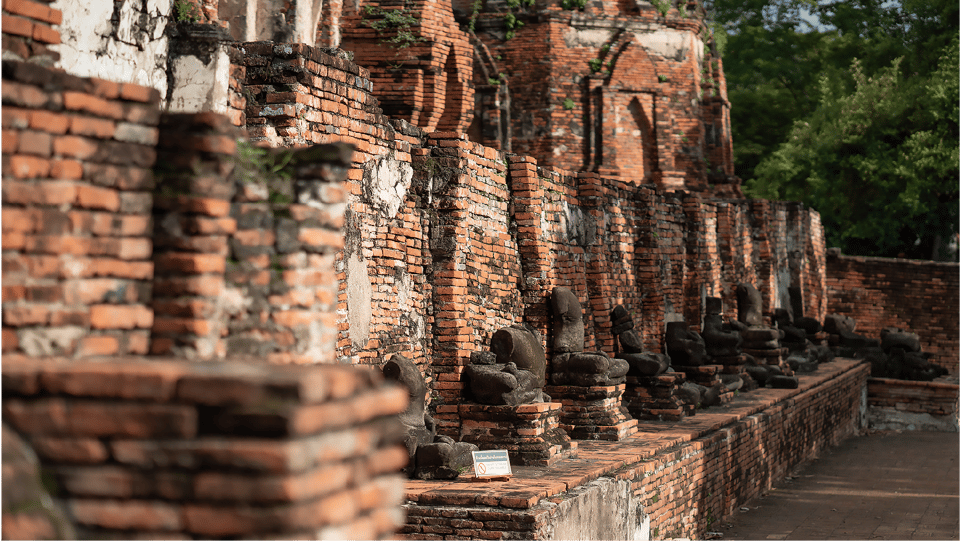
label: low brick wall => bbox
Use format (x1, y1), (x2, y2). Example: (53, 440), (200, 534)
(2, 355), (410, 539)
(868, 377), (959, 432)
(827, 253), (960, 374)
(400, 359), (869, 540)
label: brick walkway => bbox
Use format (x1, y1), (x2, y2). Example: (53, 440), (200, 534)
(717, 430), (960, 540)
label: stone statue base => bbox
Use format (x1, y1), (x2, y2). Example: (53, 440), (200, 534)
(673, 364), (722, 388)
(459, 402), (577, 467)
(624, 373), (694, 421)
(543, 384), (639, 441)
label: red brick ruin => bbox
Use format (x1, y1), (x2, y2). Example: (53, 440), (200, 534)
(2, 0), (957, 539)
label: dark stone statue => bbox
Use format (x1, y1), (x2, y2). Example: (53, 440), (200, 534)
(737, 283), (764, 326)
(550, 287), (629, 386)
(464, 325), (547, 405)
(702, 297), (743, 359)
(610, 305), (669, 377)
(665, 321), (706, 367)
(383, 353), (478, 479)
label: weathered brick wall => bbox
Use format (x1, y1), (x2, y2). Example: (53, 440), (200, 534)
(632, 363), (867, 538)
(827, 253), (960, 374)
(1, 355), (409, 539)
(868, 378), (958, 418)
(2, 0), (61, 64)
(2, 61), (161, 359)
(399, 360), (870, 540)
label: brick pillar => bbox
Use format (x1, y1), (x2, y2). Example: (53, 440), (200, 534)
(2, 62), (161, 359)
(151, 112), (239, 359)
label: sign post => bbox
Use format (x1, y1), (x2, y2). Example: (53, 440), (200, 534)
(471, 449), (512, 481)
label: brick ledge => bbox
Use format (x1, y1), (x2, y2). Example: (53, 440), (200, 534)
(404, 359), (867, 509)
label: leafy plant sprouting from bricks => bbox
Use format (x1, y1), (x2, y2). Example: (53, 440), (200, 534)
(174, 0), (201, 22)
(234, 139), (295, 205)
(361, 2), (423, 67)
(502, 0), (534, 39)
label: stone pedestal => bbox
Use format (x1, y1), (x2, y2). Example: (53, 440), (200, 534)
(624, 373), (693, 421)
(543, 384), (639, 441)
(673, 364), (721, 388)
(459, 402), (577, 467)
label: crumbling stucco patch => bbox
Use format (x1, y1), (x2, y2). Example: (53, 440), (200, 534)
(363, 155), (414, 220)
(634, 28), (699, 62)
(347, 253), (373, 350)
(168, 49), (231, 113)
(55, 0), (171, 98)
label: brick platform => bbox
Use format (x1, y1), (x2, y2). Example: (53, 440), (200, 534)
(625, 372), (694, 421)
(544, 384), (639, 441)
(403, 359), (869, 540)
(459, 402), (577, 467)
(2, 355), (410, 539)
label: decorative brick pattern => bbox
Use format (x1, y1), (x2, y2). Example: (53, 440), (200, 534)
(827, 253), (959, 374)
(2, 355), (409, 539)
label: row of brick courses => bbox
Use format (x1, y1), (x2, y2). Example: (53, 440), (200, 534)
(826, 253), (960, 374)
(399, 360), (869, 540)
(2, 61), (161, 359)
(151, 112), (239, 360)
(1, 354), (410, 539)
(2, 0), (61, 64)
(868, 378), (959, 417)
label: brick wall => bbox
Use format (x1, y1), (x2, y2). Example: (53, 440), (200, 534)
(827, 253), (960, 374)
(399, 360), (870, 540)
(2, 0), (61, 64)
(1, 354), (409, 539)
(2, 61), (161, 359)
(867, 376), (959, 432)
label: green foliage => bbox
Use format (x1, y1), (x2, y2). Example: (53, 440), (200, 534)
(747, 39), (959, 259)
(712, 0), (959, 259)
(504, 12), (524, 39)
(361, 5), (422, 52)
(651, 0), (670, 16)
(588, 58), (603, 73)
(174, 0), (200, 22)
(658, 74), (668, 83)
(562, 97), (575, 110)
(560, 0), (588, 9)
(468, 0), (482, 32)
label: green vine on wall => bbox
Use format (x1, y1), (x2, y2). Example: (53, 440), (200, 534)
(361, 4), (424, 62)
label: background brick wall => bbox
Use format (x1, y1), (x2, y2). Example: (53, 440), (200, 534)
(2, 355), (409, 539)
(827, 253), (959, 374)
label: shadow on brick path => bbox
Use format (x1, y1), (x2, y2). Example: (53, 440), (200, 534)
(717, 431), (959, 541)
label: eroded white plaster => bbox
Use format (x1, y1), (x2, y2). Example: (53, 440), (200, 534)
(55, 0), (172, 97)
(168, 48), (231, 113)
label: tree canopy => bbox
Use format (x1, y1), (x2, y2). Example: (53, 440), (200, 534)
(707, 0), (959, 260)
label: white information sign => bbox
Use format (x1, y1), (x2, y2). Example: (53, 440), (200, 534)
(472, 449), (512, 478)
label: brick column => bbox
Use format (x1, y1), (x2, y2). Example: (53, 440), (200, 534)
(2, 62), (160, 359)
(151, 112), (239, 359)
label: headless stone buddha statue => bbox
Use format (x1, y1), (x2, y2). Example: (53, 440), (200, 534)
(464, 324), (547, 406)
(550, 287), (629, 386)
(382, 353), (478, 479)
(609, 305), (669, 377)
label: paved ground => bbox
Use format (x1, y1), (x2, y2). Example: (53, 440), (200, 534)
(717, 431), (959, 540)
